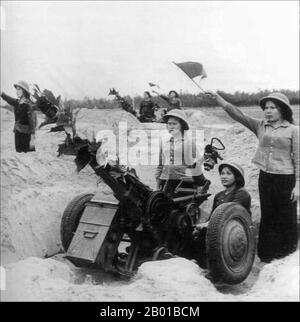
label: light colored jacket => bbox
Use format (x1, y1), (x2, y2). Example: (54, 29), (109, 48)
(155, 131), (203, 180)
(223, 104), (299, 182)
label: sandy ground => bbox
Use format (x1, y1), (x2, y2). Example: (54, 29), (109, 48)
(0, 106), (299, 301)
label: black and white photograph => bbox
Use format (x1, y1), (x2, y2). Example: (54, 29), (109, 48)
(0, 0), (299, 304)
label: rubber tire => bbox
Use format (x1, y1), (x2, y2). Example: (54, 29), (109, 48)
(206, 202), (255, 284)
(61, 193), (95, 251)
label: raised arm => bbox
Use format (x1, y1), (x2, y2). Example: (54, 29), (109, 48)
(205, 91), (261, 135)
(159, 94), (170, 103)
(177, 98), (183, 108)
(1, 92), (18, 107)
(152, 90), (171, 105)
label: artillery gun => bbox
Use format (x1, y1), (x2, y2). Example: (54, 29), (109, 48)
(57, 127), (255, 284)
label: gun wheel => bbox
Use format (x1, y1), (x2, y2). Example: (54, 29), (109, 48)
(206, 202), (255, 284)
(60, 193), (95, 251)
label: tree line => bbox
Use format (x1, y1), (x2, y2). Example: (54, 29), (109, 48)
(64, 89), (299, 110)
(1, 89), (299, 112)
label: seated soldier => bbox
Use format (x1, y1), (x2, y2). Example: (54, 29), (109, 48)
(193, 162), (251, 270)
(212, 162), (251, 212)
(155, 109), (210, 196)
(196, 162), (251, 232)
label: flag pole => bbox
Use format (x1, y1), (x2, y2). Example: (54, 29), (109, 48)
(172, 61), (206, 93)
(189, 78), (206, 93)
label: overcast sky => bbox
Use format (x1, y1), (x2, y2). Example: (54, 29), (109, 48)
(1, 1), (299, 99)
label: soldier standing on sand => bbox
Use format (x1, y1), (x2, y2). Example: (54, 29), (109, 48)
(206, 91), (299, 263)
(1, 81), (37, 153)
(152, 90), (183, 112)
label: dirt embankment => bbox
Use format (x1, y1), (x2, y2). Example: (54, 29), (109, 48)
(2, 252), (298, 301)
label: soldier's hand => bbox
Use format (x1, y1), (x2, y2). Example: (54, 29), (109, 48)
(291, 181), (300, 202)
(205, 91), (229, 108)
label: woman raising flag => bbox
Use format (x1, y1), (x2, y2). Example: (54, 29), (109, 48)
(206, 91), (299, 263)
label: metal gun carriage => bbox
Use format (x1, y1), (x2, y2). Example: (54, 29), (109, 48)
(33, 85), (255, 284)
(58, 132), (255, 285)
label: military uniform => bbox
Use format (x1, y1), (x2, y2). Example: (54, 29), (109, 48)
(1, 92), (36, 152)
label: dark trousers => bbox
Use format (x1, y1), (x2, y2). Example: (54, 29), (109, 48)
(257, 170), (298, 262)
(14, 130), (35, 153)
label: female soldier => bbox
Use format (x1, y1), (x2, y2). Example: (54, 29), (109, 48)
(155, 109), (209, 195)
(139, 91), (156, 123)
(206, 91), (299, 263)
(152, 90), (183, 112)
(193, 162), (251, 269)
(1, 81), (36, 152)
(195, 161), (251, 232)
(212, 162), (251, 213)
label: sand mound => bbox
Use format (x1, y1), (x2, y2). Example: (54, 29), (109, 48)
(185, 108), (227, 128)
(2, 251), (298, 301)
(0, 150), (97, 263)
(2, 257), (74, 301)
(244, 251), (299, 301)
(0, 107), (160, 265)
(0, 112), (100, 263)
(77, 108), (140, 128)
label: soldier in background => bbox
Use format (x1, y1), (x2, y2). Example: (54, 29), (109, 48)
(1, 81), (37, 152)
(152, 89), (183, 112)
(138, 91), (158, 122)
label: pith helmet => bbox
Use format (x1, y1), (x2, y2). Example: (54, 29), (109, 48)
(259, 92), (292, 114)
(169, 90), (179, 98)
(218, 162), (245, 187)
(14, 81), (30, 95)
(162, 109), (189, 130)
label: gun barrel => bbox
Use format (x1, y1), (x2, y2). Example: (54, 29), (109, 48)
(172, 193), (210, 204)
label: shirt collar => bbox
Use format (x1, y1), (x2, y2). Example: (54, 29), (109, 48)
(168, 132), (183, 141)
(263, 120), (290, 128)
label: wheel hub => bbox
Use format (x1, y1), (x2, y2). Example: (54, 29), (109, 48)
(145, 191), (172, 227)
(222, 219), (248, 270)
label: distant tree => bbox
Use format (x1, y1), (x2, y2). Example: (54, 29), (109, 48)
(4, 89), (292, 112)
